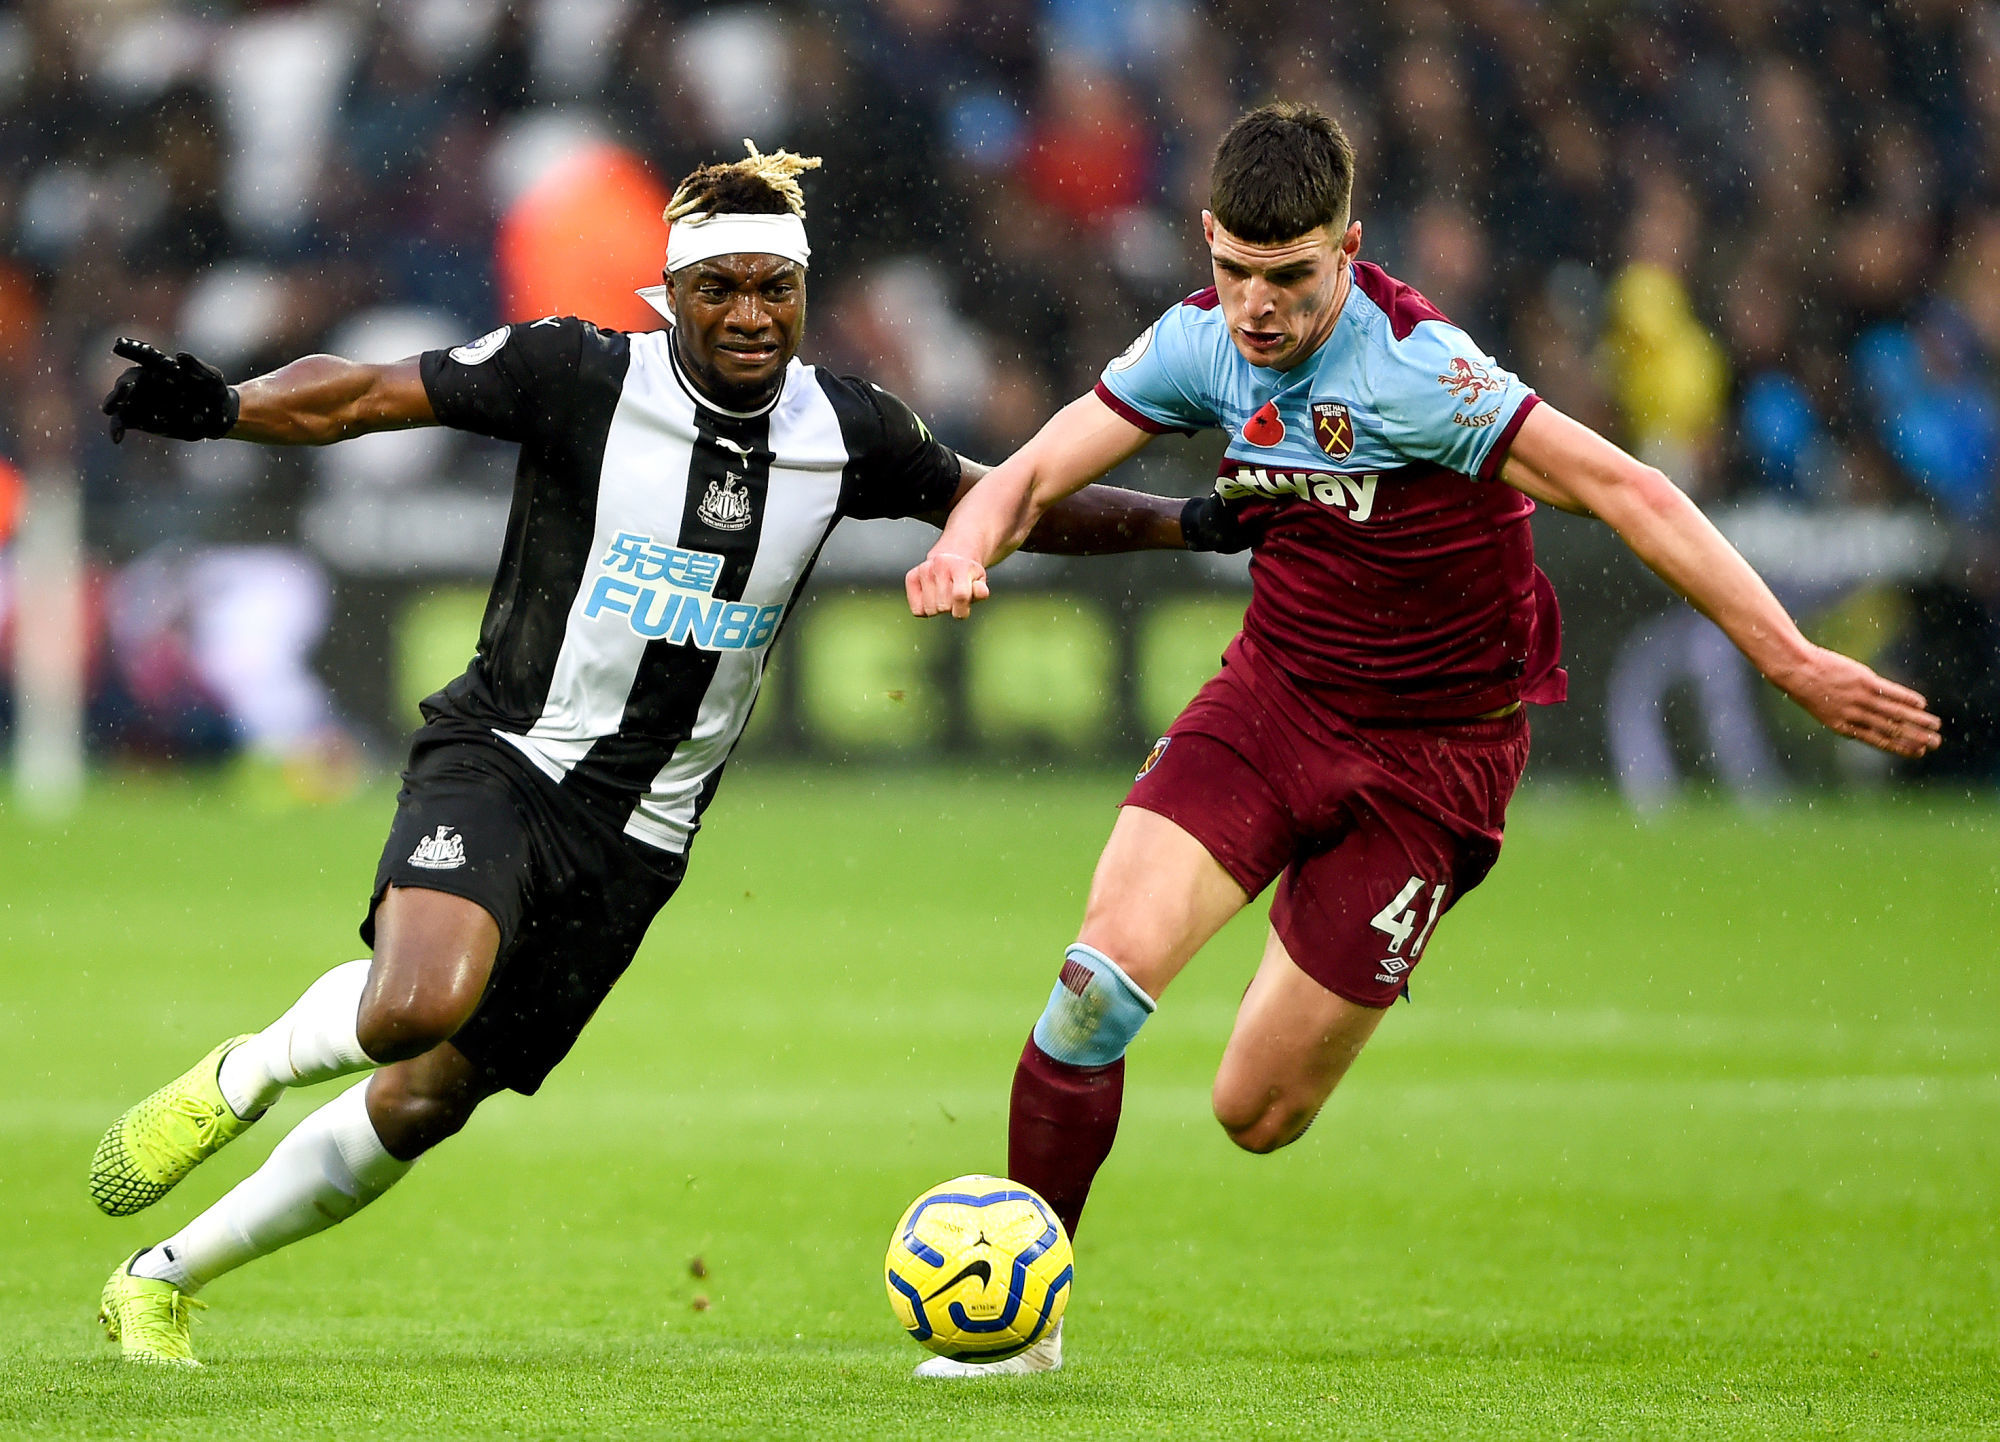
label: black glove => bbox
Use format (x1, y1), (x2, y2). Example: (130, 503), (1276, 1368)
(1180, 492), (1259, 554)
(102, 337), (240, 443)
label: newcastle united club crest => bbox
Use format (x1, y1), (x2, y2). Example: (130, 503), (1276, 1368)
(698, 473), (754, 531)
(1311, 400), (1354, 460)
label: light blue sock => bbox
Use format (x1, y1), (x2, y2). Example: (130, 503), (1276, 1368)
(1031, 944), (1156, 1068)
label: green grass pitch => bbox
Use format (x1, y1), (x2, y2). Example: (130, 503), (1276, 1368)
(1, 768), (1995, 1439)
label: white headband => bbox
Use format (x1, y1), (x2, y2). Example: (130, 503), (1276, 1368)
(664, 211), (811, 274)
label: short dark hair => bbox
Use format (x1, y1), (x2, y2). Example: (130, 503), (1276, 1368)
(669, 166), (796, 218)
(1209, 101), (1356, 244)
(666, 141), (821, 222)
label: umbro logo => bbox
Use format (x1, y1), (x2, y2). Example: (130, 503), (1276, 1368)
(1371, 956), (1411, 986)
(408, 825), (467, 870)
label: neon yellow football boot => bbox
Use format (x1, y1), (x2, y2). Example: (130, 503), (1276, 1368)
(99, 1252), (205, 1366)
(89, 1035), (260, 1216)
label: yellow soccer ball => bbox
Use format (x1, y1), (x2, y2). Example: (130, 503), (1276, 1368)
(884, 1174), (1073, 1361)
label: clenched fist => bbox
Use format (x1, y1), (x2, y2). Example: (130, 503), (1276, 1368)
(906, 551), (990, 619)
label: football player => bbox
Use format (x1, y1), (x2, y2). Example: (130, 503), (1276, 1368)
(906, 102), (1943, 1377)
(89, 144), (1249, 1365)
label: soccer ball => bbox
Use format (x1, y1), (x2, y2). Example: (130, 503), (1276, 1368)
(884, 1174), (1073, 1362)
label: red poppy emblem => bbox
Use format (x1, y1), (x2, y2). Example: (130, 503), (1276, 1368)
(1241, 401), (1285, 447)
(1312, 401), (1353, 459)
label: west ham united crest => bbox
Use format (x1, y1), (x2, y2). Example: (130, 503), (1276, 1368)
(1312, 400), (1354, 460)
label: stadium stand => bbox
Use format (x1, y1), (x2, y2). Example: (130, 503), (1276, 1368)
(0, 0), (1993, 786)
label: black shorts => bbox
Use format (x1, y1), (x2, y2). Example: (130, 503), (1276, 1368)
(362, 730), (686, 1094)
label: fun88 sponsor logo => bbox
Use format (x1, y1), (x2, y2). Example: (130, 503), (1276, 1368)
(583, 532), (783, 651)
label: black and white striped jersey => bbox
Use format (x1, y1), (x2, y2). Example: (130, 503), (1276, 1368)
(414, 316), (959, 853)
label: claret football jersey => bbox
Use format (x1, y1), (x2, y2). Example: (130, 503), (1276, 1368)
(1096, 262), (1565, 720)
(417, 316), (961, 852)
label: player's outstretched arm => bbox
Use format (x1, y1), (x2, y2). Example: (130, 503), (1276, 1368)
(908, 392), (1156, 617)
(102, 338), (434, 446)
(922, 460), (1252, 559)
(1499, 404), (1943, 759)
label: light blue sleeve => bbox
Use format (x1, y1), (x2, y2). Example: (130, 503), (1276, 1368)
(1370, 319), (1538, 478)
(1094, 303), (1221, 434)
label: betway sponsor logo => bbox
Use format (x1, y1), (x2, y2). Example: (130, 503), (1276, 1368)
(1215, 465), (1379, 521)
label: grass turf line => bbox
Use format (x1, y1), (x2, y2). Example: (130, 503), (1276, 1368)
(0, 769), (1995, 1439)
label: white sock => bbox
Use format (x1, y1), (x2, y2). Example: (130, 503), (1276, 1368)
(131, 1079), (411, 1293)
(217, 960), (374, 1119)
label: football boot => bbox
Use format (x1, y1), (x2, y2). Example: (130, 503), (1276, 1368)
(99, 1251), (205, 1366)
(912, 1320), (1064, 1379)
(89, 1035), (260, 1215)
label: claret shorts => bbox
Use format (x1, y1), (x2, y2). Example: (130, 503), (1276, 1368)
(1125, 638), (1531, 1007)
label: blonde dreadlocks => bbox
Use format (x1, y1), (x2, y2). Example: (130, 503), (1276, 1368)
(665, 140), (823, 223)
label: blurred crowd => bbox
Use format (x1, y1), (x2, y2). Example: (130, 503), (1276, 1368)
(0, 0), (1996, 783)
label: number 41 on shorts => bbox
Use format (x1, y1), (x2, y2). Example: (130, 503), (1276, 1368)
(1370, 875), (1446, 982)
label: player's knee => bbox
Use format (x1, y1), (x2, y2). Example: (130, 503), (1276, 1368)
(1032, 944), (1156, 1067)
(1074, 910), (1172, 999)
(1219, 1106), (1317, 1155)
(1211, 1082), (1319, 1156)
(1230, 1114), (1315, 1154)
(354, 990), (466, 1064)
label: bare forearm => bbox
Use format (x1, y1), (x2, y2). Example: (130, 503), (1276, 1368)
(934, 463), (1059, 566)
(1604, 472), (1939, 753)
(928, 459), (1187, 557)
(1499, 402), (1940, 756)
(1599, 473), (1814, 684)
(232, 356), (432, 445)
(937, 396), (1152, 566)
(1504, 405), (1812, 684)
(1022, 485), (1185, 555)
(908, 394), (1159, 617)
